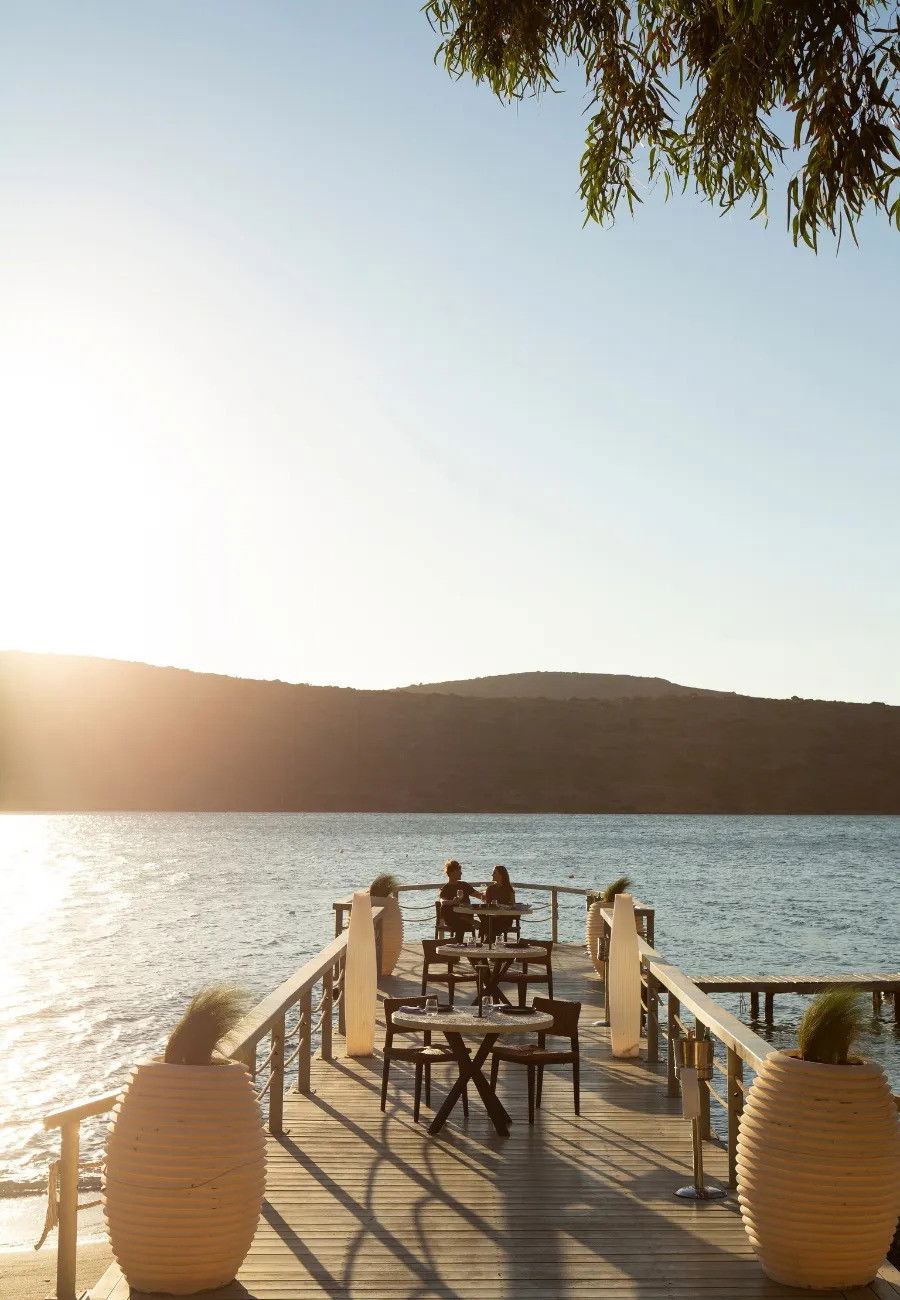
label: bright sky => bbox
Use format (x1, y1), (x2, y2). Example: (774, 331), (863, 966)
(2, 3), (898, 703)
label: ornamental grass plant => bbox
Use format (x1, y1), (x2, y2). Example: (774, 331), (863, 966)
(164, 985), (248, 1066)
(370, 872), (400, 896)
(797, 986), (867, 1065)
(587, 875), (632, 906)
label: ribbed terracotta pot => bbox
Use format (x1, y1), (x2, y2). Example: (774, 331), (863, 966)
(736, 1050), (900, 1290)
(104, 1058), (266, 1295)
(371, 892), (403, 975)
(585, 901), (606, 974)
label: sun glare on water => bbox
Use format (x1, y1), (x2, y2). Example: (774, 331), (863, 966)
(0, 816), (74, 1004)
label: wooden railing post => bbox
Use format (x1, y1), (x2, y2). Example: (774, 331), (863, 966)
(645, 968), (659, 1064)
(551, 888), (559, 943)
(337, 954), (346, 1037)
(297, 986), (312, 1095)
(699, 1026), (712, 1140)
(56, 1119), (80, 1300)
(667, 994), (680, 1096)
(268, 1017), (285, 1136)
(320, 967), (333, 1061)
(374, 917), (383, 986)
(727, 1046), (744, 1189)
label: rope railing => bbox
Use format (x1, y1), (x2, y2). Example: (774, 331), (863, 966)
(285, 1011), (309, 1042)
(282, 1034), (310, 1074)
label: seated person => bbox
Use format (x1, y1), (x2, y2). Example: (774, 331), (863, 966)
(482, 864), (515, 943)
(438, 859), (484, 943)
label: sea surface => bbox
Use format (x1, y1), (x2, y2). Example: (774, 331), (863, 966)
(2, 812), (899, 1244)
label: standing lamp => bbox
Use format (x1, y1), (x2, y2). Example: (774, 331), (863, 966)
(344, 890), (376, 1056)
(608, 893), (641, 1057)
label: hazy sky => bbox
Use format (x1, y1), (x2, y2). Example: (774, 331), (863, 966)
(2, 3), (898, 702)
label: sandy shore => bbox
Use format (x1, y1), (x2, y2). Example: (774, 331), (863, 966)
(0, 1240), (112, 1299)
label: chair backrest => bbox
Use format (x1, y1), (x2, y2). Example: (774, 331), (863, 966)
(421, 938), (444, 966)
(533, 996), (580, 1043)
(516, 938), (553, 965)
(384, 995), (429, 1030)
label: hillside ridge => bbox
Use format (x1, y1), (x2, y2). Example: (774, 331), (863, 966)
(2, 651), (898, 813)
(400, 671), (732, 701)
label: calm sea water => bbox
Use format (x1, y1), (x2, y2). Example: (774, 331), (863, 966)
(2, 813), (899, 1221)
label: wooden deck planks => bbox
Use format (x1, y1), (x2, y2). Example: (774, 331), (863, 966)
(89, 943), (900, 1300)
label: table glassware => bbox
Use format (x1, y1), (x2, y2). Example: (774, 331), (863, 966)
(481, 995), (494, 1017)
(425, 996), (438, 1017)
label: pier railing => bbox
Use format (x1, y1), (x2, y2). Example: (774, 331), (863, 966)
(333, 880), (594, 942)
(41, 902), (386, 1300)
(596, 907), (772, 1189)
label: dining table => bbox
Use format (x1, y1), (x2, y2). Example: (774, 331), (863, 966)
(453, 902), (532, 942)
(437, 942), (547, 1006)
(390, 1004), (554, 1136)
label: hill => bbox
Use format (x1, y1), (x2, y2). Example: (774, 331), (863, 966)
(2, 651), (899, 813)
(400, 671), (729, 700)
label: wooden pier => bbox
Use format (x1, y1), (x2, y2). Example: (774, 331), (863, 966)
(693, 975), (900, 1024)
(82, 939), (900, 1300)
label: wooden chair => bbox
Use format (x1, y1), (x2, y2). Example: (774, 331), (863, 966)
(489, 996), (580, 1124)
(498, 938), (553, 1007)
(420, 939), (478, 1008)
(380, 996), (467, 1123)
(434, 899), (478, 941)
(479, 907), (521, 945)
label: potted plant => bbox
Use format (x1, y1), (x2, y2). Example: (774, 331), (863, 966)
(104, 985), (266, 1296)
(585, 876), (631, 974)
(736, 987), (900, 1290)
(370, 872), (403, 975)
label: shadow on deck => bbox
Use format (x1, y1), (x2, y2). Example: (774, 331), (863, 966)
(91, 944), (900, 1300)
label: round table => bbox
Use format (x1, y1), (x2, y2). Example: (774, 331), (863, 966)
(437, 943), (547, 1006)
(391, 1005), (554, 1136)
(453, 903), (532, 943)
(452, 905), (532, 918)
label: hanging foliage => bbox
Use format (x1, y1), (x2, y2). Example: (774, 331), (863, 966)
(425, 0), (900, 247)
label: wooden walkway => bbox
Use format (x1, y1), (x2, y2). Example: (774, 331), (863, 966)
(90, 944), (900, 1300)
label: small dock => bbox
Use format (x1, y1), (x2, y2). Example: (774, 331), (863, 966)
(86, 942), (900, 1300)
(693, 974), (900, 1024)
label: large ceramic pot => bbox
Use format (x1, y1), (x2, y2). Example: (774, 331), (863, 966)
(585, 900), (606, 974)
(371, 891), (403, 976)
(104, 1058), (266, 1295)
(736, 1050), (900, 1290)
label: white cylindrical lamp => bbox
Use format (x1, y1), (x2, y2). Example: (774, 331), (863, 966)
(344, 889), (377, 1056)
(608, 892), (641, 1057)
